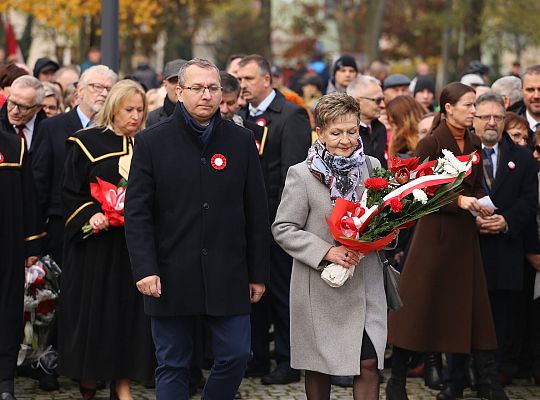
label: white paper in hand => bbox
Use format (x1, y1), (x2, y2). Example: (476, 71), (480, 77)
(470, 196), (497, 217)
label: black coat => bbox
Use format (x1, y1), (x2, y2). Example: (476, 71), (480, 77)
(479, 134), (538, 291)
(0, 131), (45, 379)
(240, 90), (312, 220)
(360, 119), (387, 169)
(125, 104), (270, 317)
(31, 108), (83, 217)
(0, 104), (47, 157)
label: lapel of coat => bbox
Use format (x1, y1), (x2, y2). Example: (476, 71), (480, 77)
(257, 90), (285, 130)
(489, 134), (513, 195)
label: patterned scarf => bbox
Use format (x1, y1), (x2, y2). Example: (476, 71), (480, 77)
(306, 139), (365, 203)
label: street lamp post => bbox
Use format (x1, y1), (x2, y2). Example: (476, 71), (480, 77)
(101, 0), (119, 72)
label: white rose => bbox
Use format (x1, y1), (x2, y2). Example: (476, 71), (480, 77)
(412, 189), (428, 204)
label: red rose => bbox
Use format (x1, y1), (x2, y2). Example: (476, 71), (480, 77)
(390, 157), (420, 173)
(415, 164), (434, 177)
(389, 198), (403, 213)
(425, 185), (440, 197)
(394, 167), (410, 184)
(364, 177), (389, 191)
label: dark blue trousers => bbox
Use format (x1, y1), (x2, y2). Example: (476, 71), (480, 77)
(151, 314), (250, 400)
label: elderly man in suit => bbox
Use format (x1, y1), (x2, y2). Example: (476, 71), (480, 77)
(125, 58), (269, 400)
(474, 92), (538, 384)
(0, 76), (47, 155)
(31, 65), (117, 264)
(236, 54), (312, 384)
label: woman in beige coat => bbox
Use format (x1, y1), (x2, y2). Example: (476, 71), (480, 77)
(272, 92), (387, 400)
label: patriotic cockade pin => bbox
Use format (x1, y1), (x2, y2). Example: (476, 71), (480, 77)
(471, 151), (480, 165)
(0, 151), (4, 164)
(255, 118), (267, 127)
(211, 153), (227, 170)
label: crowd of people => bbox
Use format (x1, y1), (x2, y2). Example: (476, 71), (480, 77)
(1, 48), (540, 400)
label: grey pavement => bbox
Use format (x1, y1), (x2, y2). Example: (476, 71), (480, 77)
(13, 372), (540, 399)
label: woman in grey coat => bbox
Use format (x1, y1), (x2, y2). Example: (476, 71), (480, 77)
(272, 92), (387, 400)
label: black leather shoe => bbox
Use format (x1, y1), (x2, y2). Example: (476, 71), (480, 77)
(261, 367), (300, 385)
(436, 385), (464, 400)
(330, 375), (353, 387)
(385, 377), (409, 400)
(244, 361), (270, 378)
(0, 393), (16, 400)
(38, 373), (59, 391)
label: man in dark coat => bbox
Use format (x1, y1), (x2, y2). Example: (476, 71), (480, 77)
(31, 65), (117, 264)
(347, 75), (388, 168)
(474, 92), (538, 381)
(125, 58), (269, 400)
(0, 75), (47, 156)
(147, 59), (187, 127)
(0, 131), (46, 400)
(237, 54), (311, 384)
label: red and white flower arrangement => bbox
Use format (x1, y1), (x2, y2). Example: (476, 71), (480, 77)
(322, 150), (473, 287)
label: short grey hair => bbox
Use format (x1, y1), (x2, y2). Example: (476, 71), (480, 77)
(346, 75), (381, 97)
(79, 65), (118, 87)
(475, 91), (506, 109)
(491, 76), (522, 106)
(178, 58), (220, 86)
(11, 75), (46, 104)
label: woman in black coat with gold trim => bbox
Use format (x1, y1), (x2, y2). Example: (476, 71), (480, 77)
(58, 80), (154, 400)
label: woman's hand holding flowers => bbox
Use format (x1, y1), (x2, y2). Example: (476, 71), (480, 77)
(89, 212), (109, 231)
(324, 245), (364, 269)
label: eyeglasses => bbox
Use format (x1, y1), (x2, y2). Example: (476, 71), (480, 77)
(474, 114), (505, 123)
(87, 83), (112, 93)
(6, 98), (38, 113)
(534, 145), (540, 153)
(180, 85), (222, 95)
(357, 96), (384, 105)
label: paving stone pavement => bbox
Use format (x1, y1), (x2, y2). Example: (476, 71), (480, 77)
(13, 372), (540, 400)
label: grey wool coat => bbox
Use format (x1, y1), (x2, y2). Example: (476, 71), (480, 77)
(272, 158), (387, 375)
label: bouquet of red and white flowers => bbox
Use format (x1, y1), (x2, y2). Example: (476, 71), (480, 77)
(19, 255), (61, 370)
(322, 149), (477, 287)
(82, 177), (127, 238)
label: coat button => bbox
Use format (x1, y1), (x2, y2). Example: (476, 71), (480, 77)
(202, 202), (210, 210)
(201, 157), (207, 165)
(202, 248), (208, 256)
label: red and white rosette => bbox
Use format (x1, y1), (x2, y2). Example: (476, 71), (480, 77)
(0, 152), (4, 164)
(255, 118), (267, 127)
(211, 153), (227, 170)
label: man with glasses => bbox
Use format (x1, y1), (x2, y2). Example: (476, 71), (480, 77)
(31, 65), (117, 267)
(0, 75), (47, 154)
(347, 75), (388, 168)
(147, 59), (187, 126)
(473, 92), (537, 386)
(125, 58), (269, 400)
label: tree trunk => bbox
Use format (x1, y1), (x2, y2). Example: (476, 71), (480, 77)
(163, 2), (193, 65)
(259, 0), (272, 60)
(462, 0), (483, 63)
(365, 0), (386, 63)
(440, 0), (452, 87)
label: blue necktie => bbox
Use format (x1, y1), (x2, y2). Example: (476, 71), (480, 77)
(483, 147), (495, 177)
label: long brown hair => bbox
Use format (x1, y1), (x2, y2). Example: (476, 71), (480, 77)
(387, 96), (426, 157)
(431, 82), (475, 131)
